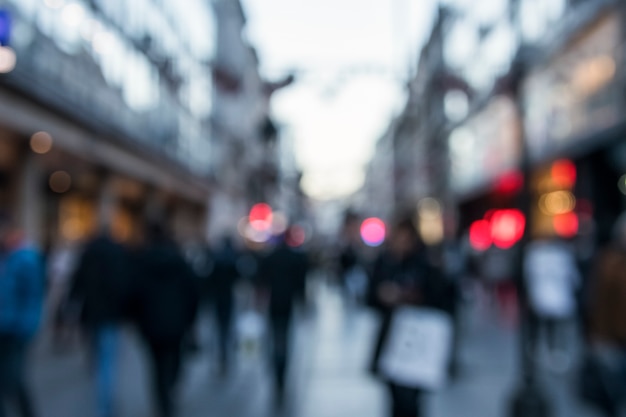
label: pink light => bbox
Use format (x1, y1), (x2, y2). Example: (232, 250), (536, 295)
(360, 218), (386, 247)
(249, 203), (272, 231)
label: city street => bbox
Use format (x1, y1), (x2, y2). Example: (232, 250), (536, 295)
(25, 279), (600, 417)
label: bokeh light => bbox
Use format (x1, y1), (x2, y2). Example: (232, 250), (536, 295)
(491, 209), (525, 249)
(0, 46), (16, 74)
(49, 171), (72, 193)
(553, 212), (579, 238)
(538, 190), (576, 215)
(469, 220), (492, 251)
(249, 203), (273, 231)
(551, 159), (577, 189)
(360, 217), (386, 247)
(30, 131), (53, 154)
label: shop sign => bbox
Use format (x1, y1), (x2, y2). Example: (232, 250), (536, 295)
(524, 14), (622, 160)
(449, 96), (520, 195)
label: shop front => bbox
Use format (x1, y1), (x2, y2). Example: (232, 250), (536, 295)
(448, 94), (521, 233)
(523, 10), (626, 245)
(0, 89), (212, 252)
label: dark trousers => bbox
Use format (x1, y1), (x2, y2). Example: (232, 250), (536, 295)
(0, 335), (35, 417)
(389, 384), (422, 417)
(215, 307), (232, 371)
(270, 315), (291, 394)
(146, 340), (183, 417)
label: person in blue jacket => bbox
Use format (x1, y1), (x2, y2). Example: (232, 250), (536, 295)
(0, 214), (44, 417)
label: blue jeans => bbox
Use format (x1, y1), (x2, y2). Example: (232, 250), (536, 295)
(91, 326), (119, 417)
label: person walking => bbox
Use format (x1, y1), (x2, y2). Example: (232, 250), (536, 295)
(133, 222), (199, 417)
(206, 236), (239, 376)
(67, 227), (132, 417)
(524, 236), (581, 372)
(257, 227), (309, 404)
(0, 214), (44, 417)
(368, 219), (449, 417)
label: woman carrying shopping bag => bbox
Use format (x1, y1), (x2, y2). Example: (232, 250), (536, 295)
(368, 219), (451, 417)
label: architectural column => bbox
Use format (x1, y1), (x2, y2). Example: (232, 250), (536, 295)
(16, 152), (45, 246)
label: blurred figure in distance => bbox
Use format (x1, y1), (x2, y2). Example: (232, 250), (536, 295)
(206, 236), (239, 377)
(524, 234), (581, 372)
(257, 226), (310, 405)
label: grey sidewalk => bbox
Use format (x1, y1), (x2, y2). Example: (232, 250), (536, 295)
(23, 281), (603, 417)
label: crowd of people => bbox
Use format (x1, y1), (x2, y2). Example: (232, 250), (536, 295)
(0, 213), (309, 417)
(2, 208), (626, 417)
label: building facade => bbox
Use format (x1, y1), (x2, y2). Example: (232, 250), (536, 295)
(0, 0), (216, 248)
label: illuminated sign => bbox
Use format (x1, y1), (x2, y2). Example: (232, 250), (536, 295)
(0, 10), (10, 47)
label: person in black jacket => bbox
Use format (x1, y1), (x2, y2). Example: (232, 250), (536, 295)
(257, 228), (309, 404)
(368, 219), (448, 417)
(133, 223), (199, 417)
(207, 236), (240, 376)
(68, 229), (131, 417)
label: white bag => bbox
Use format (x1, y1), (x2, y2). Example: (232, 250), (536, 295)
(378, 306), (453, 390)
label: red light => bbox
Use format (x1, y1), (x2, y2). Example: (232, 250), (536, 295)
(551, 159), (576, 189)
(249, 203), (272, 231)
(469, 220), (492, 251)
(491, 209), (525, 249)
(495, 171), (524, 194)
(360, 218), (386, 247)
(553, 212), (578, 238)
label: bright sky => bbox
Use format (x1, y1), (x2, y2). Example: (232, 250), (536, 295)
(242, 0), (438, 200)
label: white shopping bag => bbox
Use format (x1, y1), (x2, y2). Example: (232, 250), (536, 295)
(378, 306), (453, 390)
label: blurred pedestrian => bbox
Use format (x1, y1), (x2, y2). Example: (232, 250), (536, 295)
(524, 236), (580, 372)
(368, 219), (449, 417)
(0, 214), (44, 417)
(133, 222), (199, 417)
(46, 238), (79, 350)
(257, 227), (309, 404)
(206, 236), (239, 376)
(582, 213), (626, 416)
(67, 227), (132, 417)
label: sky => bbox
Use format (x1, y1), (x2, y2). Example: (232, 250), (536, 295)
(241, 0), (439, 200)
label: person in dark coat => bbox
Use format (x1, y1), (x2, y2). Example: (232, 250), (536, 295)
(207, 236), (240, 376)
(133, 223), (199, 417)
(368, 219), (448, 417)
(257, 228), (309, 403)
(68, 228), (131, 417)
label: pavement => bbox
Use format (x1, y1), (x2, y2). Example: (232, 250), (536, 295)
(20, 277), (604, 417)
